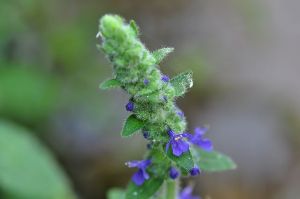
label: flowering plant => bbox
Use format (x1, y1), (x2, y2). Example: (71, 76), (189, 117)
(98, 14), (236, 199)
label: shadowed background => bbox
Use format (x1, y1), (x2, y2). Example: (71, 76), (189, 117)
(0, 0), (300, 199)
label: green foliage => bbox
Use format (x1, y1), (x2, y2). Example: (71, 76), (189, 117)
(152, 48), (174, 64)
(0, 120), (75, 199)
(99, 79), (121, 90)
(192, 147), (237, 172)
(0, 66), (59, 124)
(170, 71), (193, 97)
(121, 115), (145, 137)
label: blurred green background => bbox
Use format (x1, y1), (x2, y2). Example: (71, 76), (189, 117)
(1, 0), (300, 198)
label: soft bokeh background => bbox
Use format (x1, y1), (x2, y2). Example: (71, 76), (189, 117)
(1, 0), (300, 199)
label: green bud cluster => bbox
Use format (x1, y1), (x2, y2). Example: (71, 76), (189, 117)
(99, 14), (190, 141)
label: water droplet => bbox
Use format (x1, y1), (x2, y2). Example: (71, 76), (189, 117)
(96, 32), (101, 38)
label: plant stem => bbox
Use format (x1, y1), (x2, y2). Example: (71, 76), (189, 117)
(166, 179), (179, 199)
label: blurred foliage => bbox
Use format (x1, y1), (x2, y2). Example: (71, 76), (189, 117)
(0, 120), (75, 199)
(107, 188), (125, 199)
(47, 23), (93, 72)
(0, 65), (59, 124)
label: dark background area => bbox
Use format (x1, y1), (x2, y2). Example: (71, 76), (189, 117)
(1, 0), (300, 198)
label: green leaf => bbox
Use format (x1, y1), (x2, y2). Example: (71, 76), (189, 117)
(107, 188), (125, 199)
(166, 148), (194, 173)
(99, 78), (121, 90)
(152, 47), (174, 64)
(170, 71), (193, 97)
(125, 176), (164, 199)
(129, 20), (139, 36)
(121, 115), (144, 137)
(0, 120), (75, 199)
(192, 147), (237, 172)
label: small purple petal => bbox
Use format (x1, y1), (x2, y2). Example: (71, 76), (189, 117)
(168, 130), (175, 137)
(169, 167), (179, 179)
(125, 160), (140, 168)
(181, 133), (191, 138)
(126, 159), (151, 169)
(143, 131), (150, 139)
(177, 111), (184, 118)
(161, 75), (170, 82)
(132, 169), (146, 186)
(163, 96), (168, 102)
(147, 143), (152, 149)
(140, 159), (152, 168)
(189, 167), (201, 176)
(179, 186), (201, 199)
(144, 79), (149, 85)
(194, 127), (208, 136)
(141, 168), (150, 180)
(165, 139), (172, 153)
(188, 127), (213, 151)
(193, 138), (213, 151)
(125, 101), (134, 112)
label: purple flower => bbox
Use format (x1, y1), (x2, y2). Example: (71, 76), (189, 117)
(161, 75), (170, 82)
(188, 127), (213, 151)
(125, 159), (151, 186)
(144, 79), (149, 85)
(163, 95), (168, 102)
(189, 166), (200, 176)
(143, 131), (150, 139)
(169, 167), (179, 179)
(166, 130), (190, 157)
(125, 101), (134, 112)
(146, 143), (152, 149)
(177, 111), (184, 119)
(179, 186), (201, 199)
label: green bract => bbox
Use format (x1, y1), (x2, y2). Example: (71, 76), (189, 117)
(98, 14), (236, 199)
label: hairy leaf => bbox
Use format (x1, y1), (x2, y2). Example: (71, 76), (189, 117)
(166, 148), (194, 174)
(152, 47), (174, 64)
(125, 176), (164, 199)
(171, 71), (193, 97)
(129, 20), (139, 36)
(121, 115), (144, 137)
(192, 147), (237, 172)
(99, 78), (121, 90)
